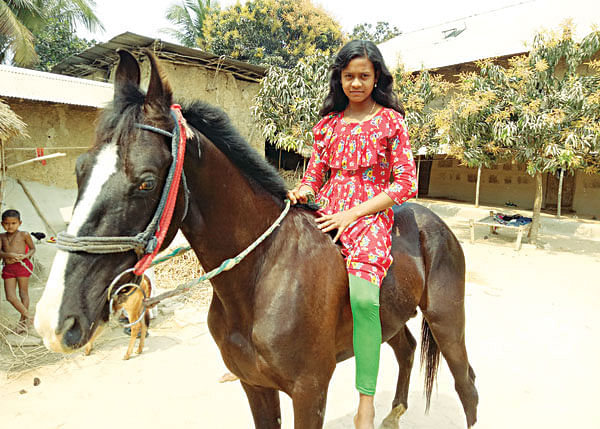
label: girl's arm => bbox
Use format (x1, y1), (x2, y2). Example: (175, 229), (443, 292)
(288, 131), (329, 204)
(318, 116), (417, 242)
(380, 118), (418, 205)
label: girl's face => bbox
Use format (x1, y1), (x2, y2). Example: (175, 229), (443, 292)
(340, 56), (378, 106)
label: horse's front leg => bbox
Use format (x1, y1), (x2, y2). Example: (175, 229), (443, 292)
(291, 376), (332, 429)
(240, 381), (282, 428)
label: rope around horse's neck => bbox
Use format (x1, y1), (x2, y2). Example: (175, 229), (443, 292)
(144, 199), (291, 308)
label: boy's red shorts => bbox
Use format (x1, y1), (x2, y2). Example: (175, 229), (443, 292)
(2, 259), (33, 279)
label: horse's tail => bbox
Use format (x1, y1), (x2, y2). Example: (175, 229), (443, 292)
(420, 317), (441, 413)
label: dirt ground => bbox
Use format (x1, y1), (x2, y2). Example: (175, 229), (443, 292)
(1, 213), (599, 428)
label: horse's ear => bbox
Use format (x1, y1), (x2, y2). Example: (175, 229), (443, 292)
(114, 49), (140, 95)
(142, 48), (172, 108)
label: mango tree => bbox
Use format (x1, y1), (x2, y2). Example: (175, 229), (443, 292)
(251, 52), (331, 168)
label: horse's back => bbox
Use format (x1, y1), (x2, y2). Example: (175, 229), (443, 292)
(380, 203), (465, 331)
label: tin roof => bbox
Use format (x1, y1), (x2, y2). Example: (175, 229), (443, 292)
(0, 64), (113, 108)
(52, 32), (266, 83)
(379, 0), (600, 72)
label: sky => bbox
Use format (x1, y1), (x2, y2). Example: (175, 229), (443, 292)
(78, 0), (532, 43)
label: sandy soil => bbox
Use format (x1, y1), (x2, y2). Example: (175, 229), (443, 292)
(1, 215), (599, 428)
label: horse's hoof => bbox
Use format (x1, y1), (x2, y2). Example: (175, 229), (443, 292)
(123, 355), (130, 360)
(378, 404), (406, 429)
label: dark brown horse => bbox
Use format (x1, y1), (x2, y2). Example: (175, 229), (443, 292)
(34, 50), (477, 428)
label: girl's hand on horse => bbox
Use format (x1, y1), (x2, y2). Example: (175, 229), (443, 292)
(287, 186), (315, 205)
(316, 209), (359, 243)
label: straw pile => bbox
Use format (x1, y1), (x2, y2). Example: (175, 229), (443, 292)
(0, 315), (65, 376)
(0, 99), (28, 141)
(279, 168), (302, 189)
(153, 246), (213, 307)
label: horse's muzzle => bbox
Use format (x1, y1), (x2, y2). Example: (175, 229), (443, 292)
(60, 316), (84, 349)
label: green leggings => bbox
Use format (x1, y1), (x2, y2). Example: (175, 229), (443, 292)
(349, 274), (382, 396)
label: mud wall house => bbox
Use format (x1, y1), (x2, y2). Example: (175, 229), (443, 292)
(378, 0), (600, 218)
(51, 32), (267, 154)
(0, 65), (113, 233)
(0, 98), (28, 205)
(0, 64), (113, 190)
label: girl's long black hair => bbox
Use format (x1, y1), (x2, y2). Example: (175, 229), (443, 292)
(319, 40), (404, 117)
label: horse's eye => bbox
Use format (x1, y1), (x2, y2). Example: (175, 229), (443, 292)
(139, 179), (156, 191)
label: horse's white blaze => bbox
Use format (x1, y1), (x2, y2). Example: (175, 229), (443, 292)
(35, 144), (119, 351)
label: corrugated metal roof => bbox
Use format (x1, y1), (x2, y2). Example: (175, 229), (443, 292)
(379, 0), (600, 72)
(0, 64), (113, 108)
(52, 32), (266, 83)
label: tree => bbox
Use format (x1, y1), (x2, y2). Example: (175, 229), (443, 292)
(203, 0), (343, 67)
(394, 68), (454, 156)
(33, 17), (95, 71)
(0, 0), (102, 67)
(392, 67), (455, 199)
(441, 22), (600, 242)
(162, 0), (217, 48)
(349, 21), (401, 44)
(252, 52), (331, 160)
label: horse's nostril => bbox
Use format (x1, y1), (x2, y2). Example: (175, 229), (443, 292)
(62, 317), (83, 348)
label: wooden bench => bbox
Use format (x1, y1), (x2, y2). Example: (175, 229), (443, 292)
(468, 211), (532, 251)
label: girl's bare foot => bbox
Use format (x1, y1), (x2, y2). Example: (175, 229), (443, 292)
(218, 372), (239, 383)
(354, 394), (375, 429)
(354, 412), (375, 429)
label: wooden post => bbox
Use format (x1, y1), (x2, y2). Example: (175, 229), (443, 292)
(475, 165), (482, 208)
(16, 179), (58, 236)
(0, 140), (5, 207)
(556, 168), (564, 219)
(416, 156), (421, 200)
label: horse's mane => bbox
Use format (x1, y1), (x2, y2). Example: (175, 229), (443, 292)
(182, 101), (289, 204)
(95, 85), (290, 205)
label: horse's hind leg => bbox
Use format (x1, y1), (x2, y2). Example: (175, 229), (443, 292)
(380, 326), (416, 429)
(421, 280), (478, 427)
(240, 382), (282, 428)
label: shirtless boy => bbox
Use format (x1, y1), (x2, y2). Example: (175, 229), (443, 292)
(0, 209), (36, 333)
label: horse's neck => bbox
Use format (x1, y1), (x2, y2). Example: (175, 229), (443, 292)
(180, 136), (282, 305)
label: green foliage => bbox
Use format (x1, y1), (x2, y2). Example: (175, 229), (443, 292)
(393, 68), (454, 156)
(33, 17), (95, 71)
(252, 52), (331, 156)
(349, 21), (401, 44)
(0, 0), (102, 67)
(203, 0), (343, 68)
(162, 0), (217, 47)
(439, 22), (600, 175)
(435, 21), (600, 240)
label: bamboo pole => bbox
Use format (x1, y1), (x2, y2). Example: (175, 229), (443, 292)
(475, 165), (482, 208)
(7, 153), (66, 170)
(16, 179), (58, 236)
(0, 140), (5, 207)
(556, 168), (564, 219)
(5, 147), (89, 151)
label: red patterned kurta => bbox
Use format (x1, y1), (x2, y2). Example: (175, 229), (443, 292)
(300, 108), (418, 286)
